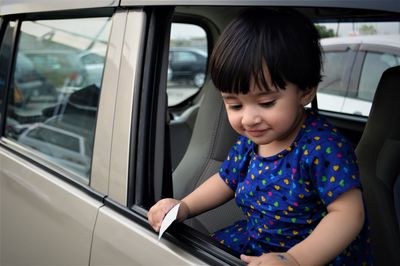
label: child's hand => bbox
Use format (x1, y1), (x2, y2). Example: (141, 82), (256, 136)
(240, 252), (300, 266)
(147, 198), (189, 232)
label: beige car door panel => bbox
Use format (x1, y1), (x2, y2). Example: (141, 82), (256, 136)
(0, 148), (103, 265)
(90, 206), (206, 265)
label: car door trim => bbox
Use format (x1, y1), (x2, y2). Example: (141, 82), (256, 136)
(107, 9), (146, 205)
(91, 9), (129, 195)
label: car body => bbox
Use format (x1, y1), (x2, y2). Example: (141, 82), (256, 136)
(0, 1), (399, 266)
(318, 35), (400, 116)
(168, 47), (207, 87)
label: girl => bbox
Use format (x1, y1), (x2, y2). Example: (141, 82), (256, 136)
(148, 8), (372, 266)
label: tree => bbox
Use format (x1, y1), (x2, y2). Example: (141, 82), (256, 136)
(315, 25), (336, 38)
(359, 24), (377, 35)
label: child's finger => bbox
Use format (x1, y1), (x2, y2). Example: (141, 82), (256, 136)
(240, 254), (256, 263)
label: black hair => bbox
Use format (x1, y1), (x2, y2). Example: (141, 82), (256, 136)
(209, 8), (322, 93)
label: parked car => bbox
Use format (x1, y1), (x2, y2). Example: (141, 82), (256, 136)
(0, 1), (399, 266)
(318, 35), (400, 116)
(18, 115), (93, 177)
(168, 47), (207, 87)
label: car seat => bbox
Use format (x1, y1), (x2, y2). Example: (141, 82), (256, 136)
(172, 80), (242, 234)
(355, 66), (400, 265)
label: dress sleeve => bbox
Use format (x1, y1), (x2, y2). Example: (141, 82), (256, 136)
(308, 139), (362, 206)
(219, 136), (252, 191)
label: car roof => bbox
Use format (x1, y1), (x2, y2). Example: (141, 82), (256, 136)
(321, 34), (400, 48)
(0, 0), (399, 15)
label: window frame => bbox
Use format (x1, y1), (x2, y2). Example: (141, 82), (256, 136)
(166, 16), (213, 111)
(0, 8), (115, 197)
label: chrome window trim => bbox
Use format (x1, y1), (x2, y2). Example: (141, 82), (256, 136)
(0, 0), (119, 16)
(91, 9), (128, 195)
(107, 9), (145, 205)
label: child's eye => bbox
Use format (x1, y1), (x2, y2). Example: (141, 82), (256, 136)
(260, 101), (276, 108)
(228, 104), (242, 110)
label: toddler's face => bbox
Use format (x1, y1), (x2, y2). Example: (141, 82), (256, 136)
(221, 77), (314, 156)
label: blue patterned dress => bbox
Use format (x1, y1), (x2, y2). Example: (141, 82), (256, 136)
(212, 110), (372, 266)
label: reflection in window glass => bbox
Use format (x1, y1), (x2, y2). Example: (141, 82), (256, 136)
(5, 17), (112, 183)
(167, 23), (207, 106)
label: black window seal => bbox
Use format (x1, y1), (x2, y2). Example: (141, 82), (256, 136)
(19, 7), (115, 21)
(0, 18), (20, 137)
(131, 6), (175, 209)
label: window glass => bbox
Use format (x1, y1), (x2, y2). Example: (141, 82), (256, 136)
(358, 52), (400, 101)
(167, 23), (207, 106)
(4, 17), (112, 182)
(318, 51), (349, 96)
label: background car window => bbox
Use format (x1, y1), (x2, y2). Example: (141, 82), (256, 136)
(358, 52), (399, 101)
(315, 21), (400, 116)
(4, 17), (111, 182)
(318, 51), (349, 96)
(167, 23), (207, 106)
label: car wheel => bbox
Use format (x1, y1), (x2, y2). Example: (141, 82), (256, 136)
(193, 72), (205, 88)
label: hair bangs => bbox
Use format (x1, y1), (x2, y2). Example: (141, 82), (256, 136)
(210, 49), (254, 94)
(210, 21), (274, 94)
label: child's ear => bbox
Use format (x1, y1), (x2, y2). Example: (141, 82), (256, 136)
(300, 87), (317, 106)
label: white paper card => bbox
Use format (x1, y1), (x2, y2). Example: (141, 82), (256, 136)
(158, 203), (181, 240)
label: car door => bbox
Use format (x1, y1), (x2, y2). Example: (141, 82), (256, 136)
(343, 42), (400, 116)
(316, 42), (358, 114)
(0, 3), (117, 265)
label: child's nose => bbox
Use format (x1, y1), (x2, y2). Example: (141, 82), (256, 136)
(242, 108), (262, 126)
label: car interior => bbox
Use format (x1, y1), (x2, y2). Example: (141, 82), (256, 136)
(164, 5), (400, 265)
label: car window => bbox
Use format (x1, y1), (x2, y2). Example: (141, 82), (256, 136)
(358, 52), (400, 101)
(4, 17), (112, 182)
(167, 23), (208, 106)
(315, 21), (400, 116)
(318, 51), (350, 96)
(174, 51), (197, 62)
